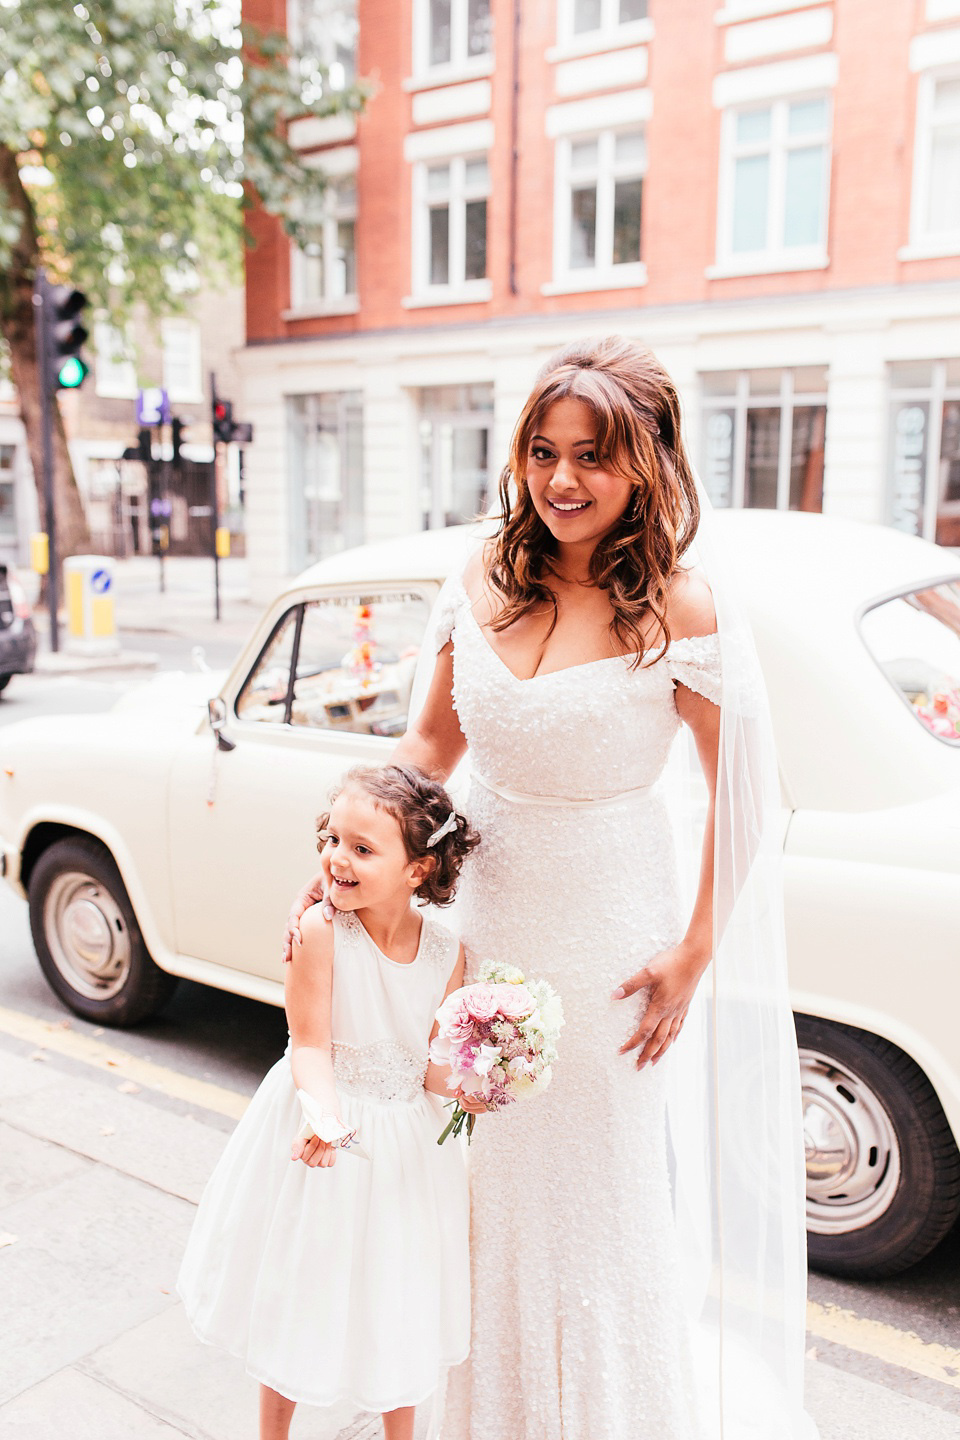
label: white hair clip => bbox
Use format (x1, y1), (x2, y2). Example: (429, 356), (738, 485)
(426, 810), (458, 847)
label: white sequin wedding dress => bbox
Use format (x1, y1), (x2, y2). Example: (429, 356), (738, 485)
(434, 575), (723, 1440)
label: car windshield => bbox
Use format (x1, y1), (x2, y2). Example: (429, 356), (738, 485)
(859, 578), (960, 745)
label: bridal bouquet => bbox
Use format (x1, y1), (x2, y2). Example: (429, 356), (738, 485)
(431, 960), (565, 1144)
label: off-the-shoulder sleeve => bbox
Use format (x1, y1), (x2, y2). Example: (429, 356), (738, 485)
(667, 632), (722, 706)
(433, 576), (464, 653)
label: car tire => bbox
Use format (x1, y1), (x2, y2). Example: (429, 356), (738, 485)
(796, 1014), (960, 1278)
(0, 674), (11, 694)
(28, 836), (178, 1026)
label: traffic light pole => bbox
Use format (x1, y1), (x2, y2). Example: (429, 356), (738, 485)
(210, 371), (221, 622)
(32, 270), (59, 653)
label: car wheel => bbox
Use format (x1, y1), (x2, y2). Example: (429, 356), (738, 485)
(0, 674), (11, 694)
(796, 1014), (960, 1278)
(28, 836), (178, 1026)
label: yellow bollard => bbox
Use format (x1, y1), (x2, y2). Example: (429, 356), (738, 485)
(215, 527), (231, 559)
(30, 532), (49, 575)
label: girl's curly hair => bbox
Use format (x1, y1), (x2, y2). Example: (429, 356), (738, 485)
(317, 764), (480, 908)
(488, 335), (700, 668)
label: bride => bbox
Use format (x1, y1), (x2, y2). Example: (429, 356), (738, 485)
(287, 336), (817, 1440)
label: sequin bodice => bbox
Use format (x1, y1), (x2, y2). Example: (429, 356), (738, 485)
(438, 574), (721, 801)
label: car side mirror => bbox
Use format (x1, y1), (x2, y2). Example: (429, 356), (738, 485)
(208, 697), (236, 752)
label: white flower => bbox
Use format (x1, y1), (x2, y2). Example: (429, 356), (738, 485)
(539, 994), (565, 1037)
(507, 1055), (534, 1076)
(473, 1043), (502, 1078)
(429, 1035), (452, 1064)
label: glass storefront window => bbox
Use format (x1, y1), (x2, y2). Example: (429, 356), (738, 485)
(419, 383), (494, 530)
(287, 392), (364, 573)
(860, 579), (960, 745)
(700, 368), (826, 512)
(887, 360), (960, 546)
(0, 444), (17, 545)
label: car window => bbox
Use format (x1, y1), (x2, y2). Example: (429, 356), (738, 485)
(859, 579), (960, 744)
(236, 589), (432, 736)
(235, 607), (300, 723)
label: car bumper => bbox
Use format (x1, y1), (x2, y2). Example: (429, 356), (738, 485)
(0, 620), (37, 676)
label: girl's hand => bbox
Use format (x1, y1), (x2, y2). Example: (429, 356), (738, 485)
(291, 1133), (339, 1168)
(612, 942), (711, 1070)
(282, 871), (333, 963)
(454, 1091), (497, 1116)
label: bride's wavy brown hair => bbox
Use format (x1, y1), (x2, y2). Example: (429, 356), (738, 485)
(488, 336), (700, 667)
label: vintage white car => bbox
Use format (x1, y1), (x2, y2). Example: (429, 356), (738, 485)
(1, 511), (959, 1281)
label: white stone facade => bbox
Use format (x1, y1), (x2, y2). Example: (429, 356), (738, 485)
(237, 280), (960, 602)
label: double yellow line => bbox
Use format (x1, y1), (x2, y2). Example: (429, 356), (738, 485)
(2, 1004), (959, 1394)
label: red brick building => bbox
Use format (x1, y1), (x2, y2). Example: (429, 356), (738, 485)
(239, 0), (960, 595)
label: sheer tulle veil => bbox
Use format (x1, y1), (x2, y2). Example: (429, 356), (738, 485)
(409, 461), (817, 1438)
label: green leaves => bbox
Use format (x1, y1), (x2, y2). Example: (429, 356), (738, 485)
(0, 0), (368, 322)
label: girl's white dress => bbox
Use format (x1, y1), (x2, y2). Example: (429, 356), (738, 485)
(177, 909), (470, 1413)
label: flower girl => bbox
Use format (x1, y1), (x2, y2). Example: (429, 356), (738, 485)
(178, 764), (479, 1440)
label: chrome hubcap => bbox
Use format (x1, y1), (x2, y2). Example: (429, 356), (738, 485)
(800, 1047), (901, 1234)
(43, 871), (131, 1001)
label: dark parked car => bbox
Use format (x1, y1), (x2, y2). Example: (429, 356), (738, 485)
(0, 564), (37, 693)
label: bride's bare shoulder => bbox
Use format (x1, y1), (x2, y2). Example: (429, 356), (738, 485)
(666, 568), (717, 641)
(462, 539), (498, 606)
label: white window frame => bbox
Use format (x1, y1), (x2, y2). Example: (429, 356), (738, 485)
(887, 361), (960, 541)
(93, 320), (138, 400)
(905, 67), (960, 259)
(700, 368), (828, 511)
(288, 177), (359, 317)
(410, 153), (492, 306)
(553, 0), (652, 58)
(161, 318), (203, 405)
(712, 91), (832, 277)
(286, 0), (358, 89)
(549, 127), (647, 293)
(412, 0), (493, 85)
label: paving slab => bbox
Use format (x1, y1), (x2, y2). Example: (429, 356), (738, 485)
(0, 1121), (91, 1209)
(84, 1302), (380, 1440)
(0, 1045), (66, 1103)
(806, 1356), (960, 1439)
(0, 1071), (228, 1203)
(0, 1365), (194, 1439)
(0, 1163), (190, 1404)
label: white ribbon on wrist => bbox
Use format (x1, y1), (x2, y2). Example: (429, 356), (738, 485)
(296, 1089), (370, 1160)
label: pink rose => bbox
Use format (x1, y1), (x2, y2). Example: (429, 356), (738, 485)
(436, 992), (475, 1041)
(463, 984), (500, 1022)
(494, 984), (535, 1021)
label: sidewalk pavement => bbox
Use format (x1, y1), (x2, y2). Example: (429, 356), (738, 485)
(27, 556), (263, 675)
(2, 1024), (960, 1440)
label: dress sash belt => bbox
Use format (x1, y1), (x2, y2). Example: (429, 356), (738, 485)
(471, 770), (655, 809)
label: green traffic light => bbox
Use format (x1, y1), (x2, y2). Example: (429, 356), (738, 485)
(57, 356), (88, 389)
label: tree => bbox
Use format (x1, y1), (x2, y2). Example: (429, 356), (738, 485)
(0, 0), (366, 563)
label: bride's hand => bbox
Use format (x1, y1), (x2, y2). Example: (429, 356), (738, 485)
(282, 871), (333, 963)
(612, 943), (711, 1069)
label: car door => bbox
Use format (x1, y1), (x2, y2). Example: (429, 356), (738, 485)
(166, 582), (437, 980)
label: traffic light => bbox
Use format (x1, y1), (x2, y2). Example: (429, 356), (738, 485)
(171, 416), (185, 464)
(137, 427), (152, 464)
(41, 283), (90, 393)
(212, 397), (233, 444)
